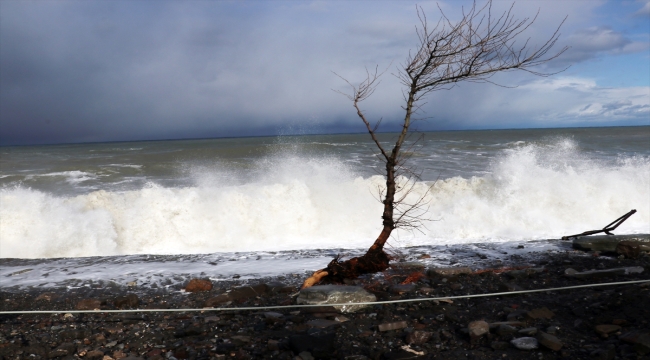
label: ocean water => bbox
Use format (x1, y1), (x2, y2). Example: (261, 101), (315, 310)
(1, 127), (649, 289)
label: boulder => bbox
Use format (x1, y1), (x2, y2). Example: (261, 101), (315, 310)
(572, 234), (650, 252)
(297, 285), (376, 313)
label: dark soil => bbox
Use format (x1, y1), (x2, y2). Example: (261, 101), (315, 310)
(1, 250), (649, 360)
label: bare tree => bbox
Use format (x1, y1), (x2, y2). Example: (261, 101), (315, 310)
(302, 0), (568, 288)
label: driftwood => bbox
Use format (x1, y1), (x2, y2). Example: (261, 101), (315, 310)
(561, 209), (637, 240)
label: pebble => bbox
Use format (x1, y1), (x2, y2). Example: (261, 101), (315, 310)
(510, 337), (539, 350)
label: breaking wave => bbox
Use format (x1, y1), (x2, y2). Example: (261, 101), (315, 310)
(1, 140), (648, 258)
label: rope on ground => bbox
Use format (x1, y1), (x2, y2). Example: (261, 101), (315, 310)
(1, 279), (648, 315)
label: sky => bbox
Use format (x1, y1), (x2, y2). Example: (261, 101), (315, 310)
(0, 0), (648, 146)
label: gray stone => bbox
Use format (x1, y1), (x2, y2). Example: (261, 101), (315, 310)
(595, 324), (621, 336)
(510, 337), (538, 350)
(427, 267), (472, 277)
(518, 327), (538, 336)
(537, 331), (562, 351)
(497, 324), (518, 336)
(378, 321), (408, 332)
(297, 285), (376, 313)
(565, 267), (643, 278)
(299, 351), (315, 360)
(546, 325), (560, 335)
(572, 234), (650, 252)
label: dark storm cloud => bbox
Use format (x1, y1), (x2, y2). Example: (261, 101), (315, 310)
(1, 1), (648, 146)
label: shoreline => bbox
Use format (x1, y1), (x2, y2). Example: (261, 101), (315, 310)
(1, 246), (649, 359)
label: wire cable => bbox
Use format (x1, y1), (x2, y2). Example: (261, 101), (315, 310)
(1, 279), (648, 315)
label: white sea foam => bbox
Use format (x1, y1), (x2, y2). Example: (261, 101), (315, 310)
(1, 141), (648, 259)
(29, 170), (99, 184)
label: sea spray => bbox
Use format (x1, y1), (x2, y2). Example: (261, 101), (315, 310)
(1, 133), (648, 259)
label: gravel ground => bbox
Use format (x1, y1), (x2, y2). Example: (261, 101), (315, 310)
(1, 249), (649, 360)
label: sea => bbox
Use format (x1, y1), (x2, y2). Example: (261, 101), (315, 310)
(1, 126), (649, 291)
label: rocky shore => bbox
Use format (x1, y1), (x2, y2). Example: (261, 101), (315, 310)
(1, 246), (649, 359)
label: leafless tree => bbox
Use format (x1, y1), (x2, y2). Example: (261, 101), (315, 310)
(302, 0), (568, 288)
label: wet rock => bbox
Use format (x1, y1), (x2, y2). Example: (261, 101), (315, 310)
(467, 320), (489, 340)
(86, 350), (105, 359)
(231, 335), (251, 345)
(572, 234), (650, 252)
(526, 307), (554, 320)
(427, 267), (472, 277)
(114, 294), (139, 309)
(378, 321), (408, 332)
(616, 241), (643, 259)
(204, 294), (231, 307)
(497, 324), (518, 337)
(390, 262), (426, 271)
(389, 284), (417, 294)
(518, 327), (537, 336)
(35, 292), (58, 301)
(505, 267), (545, 279)
(545, 325), (560, 335)
(229, 283), (269, 300)
(510, 337), (538, 350)
(185, 278), (213, 292)
(490, 341), (509, 350)
(297, 285), (376, 313)
(405, 330), (433, 345)
(537, 331), (562, 351)
(595, 324), (621, 336)
(75, 298), (102, 310)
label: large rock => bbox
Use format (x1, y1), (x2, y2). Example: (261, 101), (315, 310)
(297, 285), (376, 313)
(572, 234), (650, 252)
